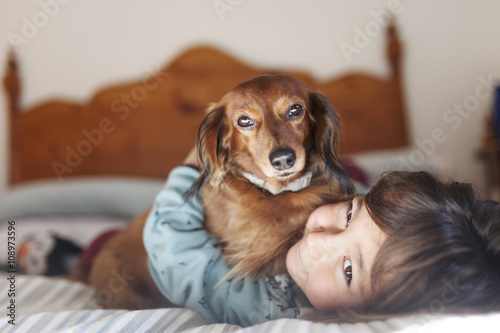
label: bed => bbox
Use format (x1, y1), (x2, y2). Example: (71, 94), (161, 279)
(1, 23), (499, 332)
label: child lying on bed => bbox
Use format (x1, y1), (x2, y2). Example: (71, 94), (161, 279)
(143, 149), (500, 326)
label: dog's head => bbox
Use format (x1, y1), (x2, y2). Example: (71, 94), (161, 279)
(193, 74), (354, 195)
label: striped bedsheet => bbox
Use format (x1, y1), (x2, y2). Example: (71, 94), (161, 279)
(1, 274), (500, 333)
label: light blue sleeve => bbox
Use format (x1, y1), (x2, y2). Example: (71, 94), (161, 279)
(143, 166), (300, 327)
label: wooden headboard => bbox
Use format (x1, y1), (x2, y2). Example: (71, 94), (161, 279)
(3, 24), (408, 185)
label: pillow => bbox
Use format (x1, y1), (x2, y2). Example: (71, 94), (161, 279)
(0, 177), (165, 220)
(349, 147), (440, 186)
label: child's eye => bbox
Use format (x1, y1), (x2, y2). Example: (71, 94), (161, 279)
(344, 257), (352, 286)
(346, 201), (353, 227)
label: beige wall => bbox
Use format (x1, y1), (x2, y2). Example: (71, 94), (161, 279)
(1, 0), (499, 192)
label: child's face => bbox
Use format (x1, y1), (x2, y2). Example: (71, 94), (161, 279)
(286, 196), (387, 311)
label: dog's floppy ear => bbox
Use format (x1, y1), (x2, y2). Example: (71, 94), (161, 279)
(308, 90), (354, 195)
(187, 104), (231, 197)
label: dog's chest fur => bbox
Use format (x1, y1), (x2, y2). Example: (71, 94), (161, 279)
(201, 171), (337, 278)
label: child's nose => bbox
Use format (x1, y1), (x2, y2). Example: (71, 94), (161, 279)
(306, 203), (346, 234)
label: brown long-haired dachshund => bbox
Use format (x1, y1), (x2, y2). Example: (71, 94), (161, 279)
(190, 74), (354, 277)
(86, 74), (353, 310)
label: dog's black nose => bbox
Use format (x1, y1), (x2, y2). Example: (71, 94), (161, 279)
(269, 148), (296, 171)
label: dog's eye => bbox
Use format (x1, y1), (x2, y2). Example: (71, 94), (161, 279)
(288, 104), (304, 119)
(237, 116), (255, 128)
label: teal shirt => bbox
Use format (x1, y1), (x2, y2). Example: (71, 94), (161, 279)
(143, 166), (302, 326)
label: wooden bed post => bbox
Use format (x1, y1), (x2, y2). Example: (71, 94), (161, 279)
(3, 50), (21, 185)
(387, 22), (402, 79)
(386, 22), (409, 146)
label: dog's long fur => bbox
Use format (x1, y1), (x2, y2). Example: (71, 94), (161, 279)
(190, 74), (354, 277)
(86, 74), (353, 310)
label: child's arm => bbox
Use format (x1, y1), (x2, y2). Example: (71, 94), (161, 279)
(143, 165), (300, 327)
